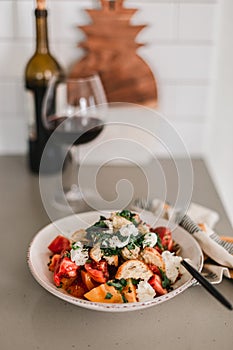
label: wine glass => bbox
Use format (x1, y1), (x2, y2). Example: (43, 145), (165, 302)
(42, 74), (107, 211)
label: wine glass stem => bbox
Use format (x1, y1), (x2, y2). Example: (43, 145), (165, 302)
(69, 145), (80, 193)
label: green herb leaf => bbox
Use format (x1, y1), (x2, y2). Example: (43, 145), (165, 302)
(126, 242), (136, 250)
(119, 278), (127, 287)
(134, 234), (145, 248)
(156, 236), (164, 251)
(71, 242), (81, 250)
(93, 216), (108, 228)
(85, 226), (108, 244)
(159, 269), (171, 289)
(131, 278), (140, 286)
(105, 292), (113, 300)
(101, 247), (120, 256)
(63, 251), (71, 258)
(107, 278), (127, 292)
(122, 294), (128, 303)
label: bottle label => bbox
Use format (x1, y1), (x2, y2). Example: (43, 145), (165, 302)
(26, 90), (37, 141)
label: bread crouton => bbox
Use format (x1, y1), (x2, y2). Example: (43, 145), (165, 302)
(115, 259), (153, 281)
(110, 213), (131, 229)
(137, 223), (150, 235)
(104, 255), (119, 266)
(71, 229), (87, 242)
(90, 244), (102, 262)
(121, 246), (140, 260)
(140, 247), (165, 271)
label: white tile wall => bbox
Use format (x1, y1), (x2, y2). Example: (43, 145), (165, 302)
(159, 84), (209, 120)
(126, 2), (178, 42)
(140, 44), (213, 81)
(0, 0), (218, 156)
(178, 3), (216, 41)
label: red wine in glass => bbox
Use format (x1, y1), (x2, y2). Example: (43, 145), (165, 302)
(42, 74), (107, 212)
(47, 115), (104, 145)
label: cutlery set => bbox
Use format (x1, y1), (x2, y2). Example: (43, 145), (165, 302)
(133, 198), (233, 310)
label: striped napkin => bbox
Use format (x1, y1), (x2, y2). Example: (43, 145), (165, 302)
(132, 199), (233, 284)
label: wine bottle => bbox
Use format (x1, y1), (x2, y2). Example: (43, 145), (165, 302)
(25, 0), (64, 174)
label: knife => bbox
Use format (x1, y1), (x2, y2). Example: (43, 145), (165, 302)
(181, 259), (233, 310)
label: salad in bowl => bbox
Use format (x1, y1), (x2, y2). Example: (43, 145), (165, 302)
(47, 210), (185, 304)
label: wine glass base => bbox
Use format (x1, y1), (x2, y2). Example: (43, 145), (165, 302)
(52, 187), (94, 213)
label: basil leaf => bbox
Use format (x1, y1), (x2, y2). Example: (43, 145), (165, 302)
(159, 269), (171, 289)
(156, 236), (164, 251)
(101, 247), (120, 256)
(105, 292), (113, 300)
(107, 278), (127, 292)
(122, 294), (128, 303)
(131, 278), (140, 286)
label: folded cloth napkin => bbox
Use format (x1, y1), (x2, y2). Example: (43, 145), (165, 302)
(132, 198), (233, 284)
(149, 200), (220, 229)
(186, 202), (220, 229)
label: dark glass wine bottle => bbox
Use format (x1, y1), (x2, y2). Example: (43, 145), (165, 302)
(25, 0), (64, 174)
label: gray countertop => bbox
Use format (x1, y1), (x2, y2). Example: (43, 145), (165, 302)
(0, 156), (232, 350)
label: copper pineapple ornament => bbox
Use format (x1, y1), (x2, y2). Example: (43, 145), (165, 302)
(69, 0), (157, 106)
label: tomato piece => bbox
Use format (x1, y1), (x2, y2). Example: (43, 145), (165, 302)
(148, 264), (161, 276)
(48, 235), (71, 254)
(67, 283), (87, 298)
(152, 227), (173, 251)
(66, 274), (87, 298)
(58, 276), (76, 290)
(85, 267), (105, 283)
(84, 260), (109, 284)
(81, 270), (98, 291)
(149, 274), (167, 295)
(48, 254), (60, 272)
(54, 257), (78, 287)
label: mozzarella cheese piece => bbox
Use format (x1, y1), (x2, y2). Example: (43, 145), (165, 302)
(136, 281), (156, 302)
(108, 235), (130, 249)
(71, 241), (89, 266)
(162, 251), (182, 283)
(142, 232), (158, 248)
(120, 224), (138, 237)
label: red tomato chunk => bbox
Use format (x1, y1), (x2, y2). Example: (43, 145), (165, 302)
(149, 274), (167, 296)
(48, 235), (71, 254)
(54, 257), (78, 287)
(84, 260), (109, 284)
(151, 227), (173, 251)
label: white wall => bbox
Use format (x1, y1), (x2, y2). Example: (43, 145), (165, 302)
(205, 0), (233, 226)
(0, 0), (218, 156)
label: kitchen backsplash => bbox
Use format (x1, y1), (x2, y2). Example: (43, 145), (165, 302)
(0, 0), (218, 156)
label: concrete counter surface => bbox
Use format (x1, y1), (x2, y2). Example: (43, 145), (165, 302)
(0, 156), (232, 350)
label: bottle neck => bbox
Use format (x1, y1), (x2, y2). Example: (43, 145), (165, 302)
(35, 9), (49, 54)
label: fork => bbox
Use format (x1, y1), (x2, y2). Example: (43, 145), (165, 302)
(132, 199), (233, 310)
(133, 198), (233, 254)
(201, 267), (219, 283)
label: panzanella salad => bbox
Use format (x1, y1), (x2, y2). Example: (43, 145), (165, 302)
(47, 210), (184, 303)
